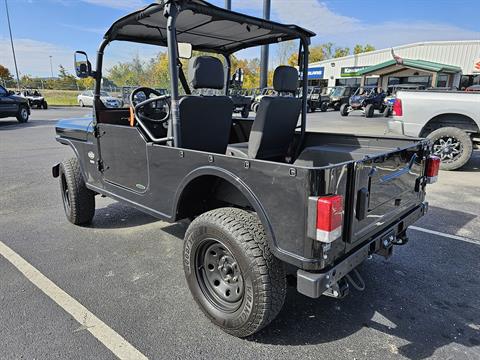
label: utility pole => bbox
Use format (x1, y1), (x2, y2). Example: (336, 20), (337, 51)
(224, 0), (231, 10)
(259, 0), (270, 89)
(49, 56), (54, 78)
(5, 0), (21, 89)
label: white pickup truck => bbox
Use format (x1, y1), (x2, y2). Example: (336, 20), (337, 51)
(388, 90), (480, 170)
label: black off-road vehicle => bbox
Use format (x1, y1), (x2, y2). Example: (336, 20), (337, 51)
(320, 86), (357, 112)
(53, 0), (438, 338)
(0, 85), (30, 123)
(340, 86), (387, 118)
(306, 86), (321, 112)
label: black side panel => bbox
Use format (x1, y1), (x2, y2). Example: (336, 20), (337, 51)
(97, 124), (149, 192)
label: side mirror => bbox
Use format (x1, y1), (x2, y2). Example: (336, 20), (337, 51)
(178, 43), (192, 59)
(8, 90), (15, 95)
(74, 51), (92, 78)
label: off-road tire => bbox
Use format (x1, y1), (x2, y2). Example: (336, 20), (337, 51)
(43, 101), (48, 109)
(183, 207), (286, 338)
(340, 103), (349, 116)
(16, 105), (29, 123)
(320, 102), (328, 112)
(59, 158), (95, 225)
(241, 106), (249, 118)
(427, 127), (473, 171)
(365, 104), (374, 118)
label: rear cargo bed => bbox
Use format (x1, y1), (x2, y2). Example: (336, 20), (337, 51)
(297, 132), (428, 249)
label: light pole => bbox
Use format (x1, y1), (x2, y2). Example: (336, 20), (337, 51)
(259, 0), (271, 89)
(4, 0), (21, 89)
(225, 0), (231, 10)
(49, 56), (54, 78)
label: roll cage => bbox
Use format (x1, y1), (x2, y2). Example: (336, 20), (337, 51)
(91, 0), (314, 148)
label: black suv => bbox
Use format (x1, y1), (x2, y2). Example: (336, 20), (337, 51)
(0, 85), (30, 123)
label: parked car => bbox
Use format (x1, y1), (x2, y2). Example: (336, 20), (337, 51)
(306, 86), (321, 112)
(465, 85), (480, 92)
(54, 0), (437, 338)
(77, 90), (123, 108)
(320, 86), (357, 112)
(0, 85), (30, 123)
(340, 86), (386, 117)
(18, 89), (48, 109)
(383, 84), (426, 117)
(389, 90), (480, 170)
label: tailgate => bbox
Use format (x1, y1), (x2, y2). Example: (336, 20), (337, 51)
(348, 145), (425, 245)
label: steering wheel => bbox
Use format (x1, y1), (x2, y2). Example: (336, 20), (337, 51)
(130, 87), (170, 125)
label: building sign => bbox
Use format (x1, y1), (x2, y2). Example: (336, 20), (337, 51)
(340, 66), (369, 77)
(307, 66), (324, 79)
(474, 59), (480, 73)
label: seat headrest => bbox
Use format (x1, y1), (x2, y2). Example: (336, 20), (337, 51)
(273, 66), (298, 93)
(188, 56), (224, 90)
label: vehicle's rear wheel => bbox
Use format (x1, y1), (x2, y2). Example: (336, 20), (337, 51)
(241, 106), (249, 118)
(427, 127), (473, 171)
(16, 105), (29, 123)
(79, 100), (84, 107)
(42, 101), (48, 109)
(365, 104), (374, 118)
(59, 158), (95, 225)
(320, 102), (328, 112)
(340, 103), (349, 116)
(183, 207), (286, 338)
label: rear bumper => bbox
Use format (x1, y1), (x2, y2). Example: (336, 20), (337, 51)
(297, 202), (428, 298)
(387, 119), (405, 135)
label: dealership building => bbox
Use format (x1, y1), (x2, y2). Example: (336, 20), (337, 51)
(306, 40), (480, 89)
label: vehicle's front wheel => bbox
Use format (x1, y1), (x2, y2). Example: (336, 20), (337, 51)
(427, 127), (473, 170)
(59, 158), (95, 225)
(16, 105), (29, 123)
(79, 100), (84, 107)
(320, 102), (328, 112)
(43, 101), (48, 109)
(183, 208), (286, 338)
(340, 103), (349, 116)
(365, 104), (374, 118)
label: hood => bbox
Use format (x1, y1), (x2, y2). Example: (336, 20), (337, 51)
(100, 96), (120, 102)
(350, 95), (366, 103)
(11, 94), (28, 103)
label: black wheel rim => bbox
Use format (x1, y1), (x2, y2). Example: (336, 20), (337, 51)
(195, 239), (244, 312)
(433, 136), (463, 163)
(61, 174), (71, 215)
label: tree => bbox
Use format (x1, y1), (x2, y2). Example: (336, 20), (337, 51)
(57, 65), (78, 89)
(276, 41), (296, 66)
(353, 44), (376, 55)
(0, 64), (13, 82)
(334, 47), (350, 58)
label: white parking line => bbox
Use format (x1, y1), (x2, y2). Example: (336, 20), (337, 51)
(409, 226), (480, 245)
(0, 241), (148, 360)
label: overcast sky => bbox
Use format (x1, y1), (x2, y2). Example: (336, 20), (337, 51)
(1, 0), (479, 77)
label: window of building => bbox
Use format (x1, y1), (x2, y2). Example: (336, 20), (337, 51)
(437, 74), (449, 87)
(365, 77), (379, 86)
(335, 78), (360, 87)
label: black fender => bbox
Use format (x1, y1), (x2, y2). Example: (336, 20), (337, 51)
(172, 166), (279, 256)
(52, 163), (60, 178)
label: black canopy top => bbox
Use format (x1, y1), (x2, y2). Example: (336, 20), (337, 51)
(103, 0), (315, 54)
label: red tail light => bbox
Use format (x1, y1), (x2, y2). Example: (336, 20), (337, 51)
(393, 98), (403, 116)
(316, 195), (344, 243)
(426, 155), (440, 184)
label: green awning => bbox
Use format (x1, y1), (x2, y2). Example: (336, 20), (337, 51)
(358, 58), (462, 75)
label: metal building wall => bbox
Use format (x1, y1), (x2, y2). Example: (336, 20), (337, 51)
(309, 40), (480, 87)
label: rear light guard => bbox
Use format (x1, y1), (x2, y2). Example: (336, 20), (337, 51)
(308, 195), (344, 243)
(426, 155), (440, 184)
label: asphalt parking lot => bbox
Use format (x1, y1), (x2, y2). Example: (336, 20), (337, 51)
(1, 107), (479, 360)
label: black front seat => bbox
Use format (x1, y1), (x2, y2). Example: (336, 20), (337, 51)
(178, 56), (233, 154)
(226, 66), (301, 160)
